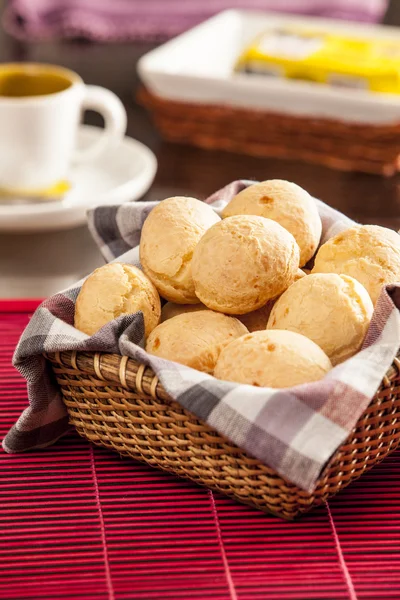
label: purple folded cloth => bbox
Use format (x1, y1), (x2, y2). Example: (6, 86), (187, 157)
(3, 0), (388, 42)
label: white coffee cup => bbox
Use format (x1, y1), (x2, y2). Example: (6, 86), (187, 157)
(0, 62), (127, 193)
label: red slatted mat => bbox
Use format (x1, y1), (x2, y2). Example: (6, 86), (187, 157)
(1, 300), (400, 600)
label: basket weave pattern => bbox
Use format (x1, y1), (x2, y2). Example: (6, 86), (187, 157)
(138, 87), (400, 176)
(47, 350), (400, 519)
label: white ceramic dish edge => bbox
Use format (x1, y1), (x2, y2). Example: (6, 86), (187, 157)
(138, 9), (400, 125)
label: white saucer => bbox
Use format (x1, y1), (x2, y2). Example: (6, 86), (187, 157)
(0, 125), (157, 232)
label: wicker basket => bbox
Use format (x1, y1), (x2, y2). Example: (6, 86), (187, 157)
(46, 349), (400, 520)
(138, 87), (400, 176)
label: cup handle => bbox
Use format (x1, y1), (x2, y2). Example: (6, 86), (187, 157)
(72, 85), (127, 163)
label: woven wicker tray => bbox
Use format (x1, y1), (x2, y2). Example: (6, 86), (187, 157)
(47, 349), (400, 519)
(138, 87), (400, 176)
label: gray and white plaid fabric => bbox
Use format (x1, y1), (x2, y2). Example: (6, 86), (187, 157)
(4, 180), (400, 492)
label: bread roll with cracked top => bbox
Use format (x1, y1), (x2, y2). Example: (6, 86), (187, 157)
(75, 263), (161, 337)
(222, 180), (321, 266)
(146, 310), (248, 373)
(214, 330), (332, 388)
(140, 196), (220, 303)
(192, 215), (300, 315)
(312, 224), (400, 304)
(267, 273), (373, 365)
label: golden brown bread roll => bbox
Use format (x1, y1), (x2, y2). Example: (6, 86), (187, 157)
(222, 180), (322, 267)
(214, 330), (332, 388)
(75, 263), (161, 337)
(312, 224), (400, 305)
(140, 196), (220, 303)
(192, 215), (300, 315)
(267, 273), (373, 365)
(146, 310), (248, 373)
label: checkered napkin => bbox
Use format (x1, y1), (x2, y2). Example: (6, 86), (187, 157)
(4, 180), (400, 492)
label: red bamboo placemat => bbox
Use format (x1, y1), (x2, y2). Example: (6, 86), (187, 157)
(1, 300), (400, 600)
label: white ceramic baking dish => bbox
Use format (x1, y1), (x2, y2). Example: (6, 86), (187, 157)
(138, 9), (400, 125)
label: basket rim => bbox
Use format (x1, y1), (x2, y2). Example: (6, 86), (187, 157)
(47, 347), (400, 400)
(47, 350), (171, 402)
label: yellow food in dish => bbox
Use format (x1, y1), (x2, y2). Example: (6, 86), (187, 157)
(236, 27), (400, 94)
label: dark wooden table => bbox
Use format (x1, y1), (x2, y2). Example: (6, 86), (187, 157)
(1, 10), (400, 297)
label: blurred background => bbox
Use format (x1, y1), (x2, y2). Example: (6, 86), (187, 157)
(1, 0), (400, 298)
